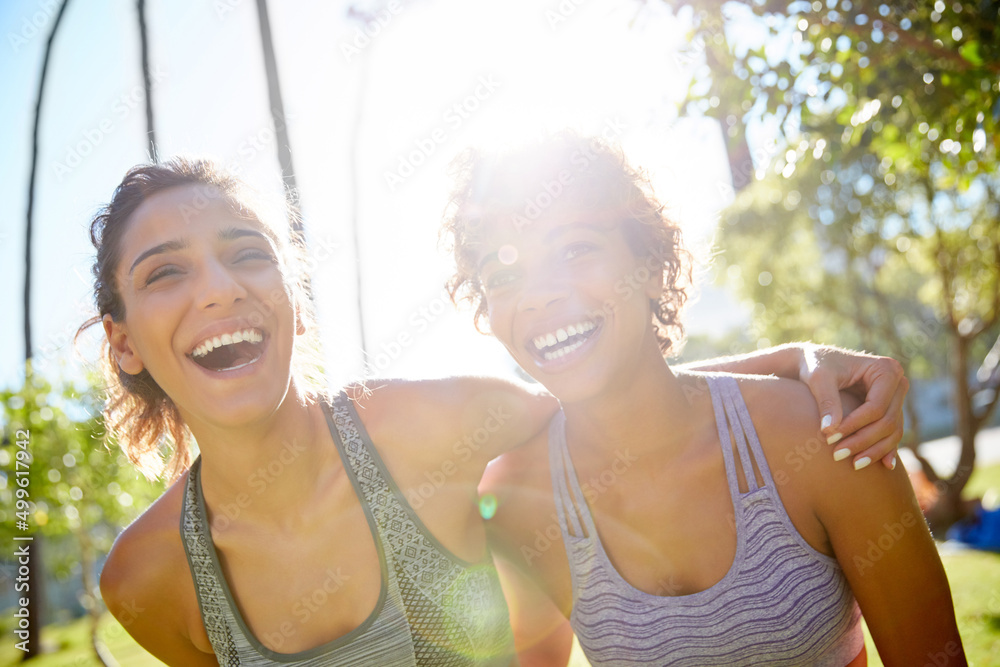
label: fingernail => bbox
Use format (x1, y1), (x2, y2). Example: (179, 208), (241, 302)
(821, 414), (832, 429)
(833, 448), (850, 462)
(826, 432), (843, 445)
(854, 456), (872, 471)
(889, 455), (896, 470)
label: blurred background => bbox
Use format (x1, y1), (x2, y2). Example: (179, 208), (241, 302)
(1, 0), (999, 664)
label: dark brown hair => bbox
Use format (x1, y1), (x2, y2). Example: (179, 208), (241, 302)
(77, 157), (321, 480)
(442, 132), (692, 357)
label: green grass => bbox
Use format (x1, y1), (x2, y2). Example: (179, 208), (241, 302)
(964, 459), (1000, 504)
(8, 463), (1000, 667)
(0, 612), (163, 667)
(861, 549), (1000, 666)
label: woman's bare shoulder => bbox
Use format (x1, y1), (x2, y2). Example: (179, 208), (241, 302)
(102, 475), (187, 590)
(732, 374), (824, 440)
(100, 472), (214, 663)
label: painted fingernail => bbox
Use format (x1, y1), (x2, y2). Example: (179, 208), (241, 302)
(833, 448), (851, 462)
(821, 414), (832, 430)
(826, 432), (843, 445)
(854, 456), (872, 471)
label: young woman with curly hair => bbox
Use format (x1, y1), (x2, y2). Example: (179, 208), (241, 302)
(443, 133), (964, 666)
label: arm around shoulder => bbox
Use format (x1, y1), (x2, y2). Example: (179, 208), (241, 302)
(686, 343), (908, 467)
(353, 377), (557, 467)
(492, 553), (574, 667)
(481, 433), (574, 667)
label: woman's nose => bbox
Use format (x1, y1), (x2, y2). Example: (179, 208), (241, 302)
(516, 268), (570, 313)
(195, 259), (247, 310)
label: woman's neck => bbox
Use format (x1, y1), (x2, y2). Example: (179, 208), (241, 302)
(560, 348), (700, 465)
(187, 386), (337, 519)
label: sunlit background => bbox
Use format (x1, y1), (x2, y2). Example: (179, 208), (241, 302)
(5, 2), (1000, 664)
(0, 0), (764, 391)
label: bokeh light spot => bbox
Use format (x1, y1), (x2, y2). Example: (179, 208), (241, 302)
(498, 245), (518, 266)
(479, 493), (498, 520)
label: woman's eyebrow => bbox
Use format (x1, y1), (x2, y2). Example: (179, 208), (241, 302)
(129, 239), (187, 275)
(478, 251), (499, 271)
(219, 226), (270, 243)
(128, 228), (273, 275)
(543, 221), (606, 243)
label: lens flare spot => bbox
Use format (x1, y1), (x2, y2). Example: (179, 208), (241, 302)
(498, 245), (518, 266)
(479, 493), (498, 520)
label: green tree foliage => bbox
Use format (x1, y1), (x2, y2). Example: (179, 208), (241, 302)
(677, 0), (999, 184)
(672, 0), (1000, 531)
(2, 367), (163, 662)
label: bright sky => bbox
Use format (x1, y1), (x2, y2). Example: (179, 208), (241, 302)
(1, 0), (750, 392)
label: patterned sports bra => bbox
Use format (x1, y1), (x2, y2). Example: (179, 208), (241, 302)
(181, 392), (515, 666)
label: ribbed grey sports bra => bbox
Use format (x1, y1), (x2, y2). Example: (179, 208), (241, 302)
(549, 374), (864, 666)
(181, 392), (515, 666)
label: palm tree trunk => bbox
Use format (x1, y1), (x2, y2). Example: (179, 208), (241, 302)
(348, 41), (371, 358)
(253, 0), (316, 310)
(253, 1), (299, 218)
(136, 0), (157, 160)
(23, 0), (73, 658)
(26, 0), (72, 364)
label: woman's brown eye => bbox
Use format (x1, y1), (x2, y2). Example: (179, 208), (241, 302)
(563, 243), (595, 260)
(486, 271), (517, 290)
(236, 248), (274, 263)
(146, 266), (180, 284)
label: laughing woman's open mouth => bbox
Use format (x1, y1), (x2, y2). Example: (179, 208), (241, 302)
(189, 328), (266, 372)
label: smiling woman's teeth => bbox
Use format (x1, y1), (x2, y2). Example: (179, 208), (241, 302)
(191, 329), (263, 358)
(543, 339), (586, 360)
(532, 320), (597, 360)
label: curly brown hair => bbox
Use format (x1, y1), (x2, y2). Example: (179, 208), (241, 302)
(76, 157), (322, 481)
(442, 132), (692, 357)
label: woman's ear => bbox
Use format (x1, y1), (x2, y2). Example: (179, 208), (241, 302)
(103, 314), (144, 375)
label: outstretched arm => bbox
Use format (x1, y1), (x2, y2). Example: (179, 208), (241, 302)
(679, 343), (907, 469)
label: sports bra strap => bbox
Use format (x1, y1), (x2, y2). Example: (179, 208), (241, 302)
(548, 412), (595, 539)
(708, 375), (779, 495)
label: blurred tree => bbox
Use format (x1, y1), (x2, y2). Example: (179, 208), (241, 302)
(671, 0), (1000, 532)
(1, 370), (163, 664)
